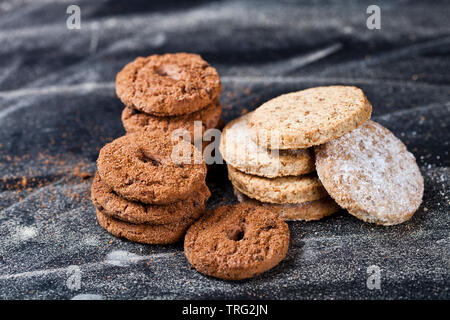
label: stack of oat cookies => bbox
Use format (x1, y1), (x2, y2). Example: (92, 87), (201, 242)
(220, 112), (342, 221)
(91, 53), (223, 244)
(221, 86), (424, 226)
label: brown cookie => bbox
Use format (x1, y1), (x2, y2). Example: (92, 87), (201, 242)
(91, 172), (210, 224)
(233, 187), (340, 221)
(184, 203), (290, 280)
(315, 120), (424, 226)
(96, 208), (192, 244)
(121, 99), (222, 140)
(116, 53), (222, 116)
(97, 128), (207, 205)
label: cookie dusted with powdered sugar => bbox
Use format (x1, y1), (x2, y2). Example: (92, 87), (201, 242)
(315, 120), (424, 226)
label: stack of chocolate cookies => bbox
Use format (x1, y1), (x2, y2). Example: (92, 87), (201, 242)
(92, 128), (209, 244)
(221, 86), (423, 226)
(117, 52), (223, 143)
(91, 53), (223, 244)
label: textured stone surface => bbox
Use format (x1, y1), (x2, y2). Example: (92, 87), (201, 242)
(0, 0), (449, 299)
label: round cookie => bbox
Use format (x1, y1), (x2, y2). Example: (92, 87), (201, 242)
(184, 203), (290, 280)
(233, 187), (340, 221)
(122, 99), (222, 140)
(220, 113), (315, 178)
(91, 172), (210, 224)
(116, 53), (222, 116)
(315, 120), (424, 226)
(248, 86), (372, 149)
(97, 128), (207, 205)
(96, 208), (191, 244)
(228, 165), (328, 204)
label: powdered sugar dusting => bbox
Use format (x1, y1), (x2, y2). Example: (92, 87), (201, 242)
(105, 250), (143, 267)
(315, 120), (424, 225)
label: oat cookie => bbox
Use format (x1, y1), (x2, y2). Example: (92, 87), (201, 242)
(315, 120), (424, 226)
(233, 187), (340, 221)
(184, 203), (290, 280)
(116, 53), (222, 116)
(248, 86), (372, 149)
(228, 165), (328, 204)
(97, 128), (207, 205)
(96, 208), (191, 244)
(91, 172), (210, 224)
(219, 113), (315, 178)
(122, 99), (222, 139)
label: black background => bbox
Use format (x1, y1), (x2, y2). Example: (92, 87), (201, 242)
(0, 0), (448, 299)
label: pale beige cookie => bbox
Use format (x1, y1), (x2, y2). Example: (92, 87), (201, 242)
(227, 165), (328, 204)
(233, 187), (340, 221)
(315, 120), (424, 226)
(219, 113), (315, 178)
(248, 86), (372, 149)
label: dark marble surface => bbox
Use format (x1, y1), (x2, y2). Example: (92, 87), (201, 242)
(0, 0), (448, 299)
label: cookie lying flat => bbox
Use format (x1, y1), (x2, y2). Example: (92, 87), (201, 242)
(97, 128), (207, 205)
(228, 165), (328, 204)
(96, 209), (192, 244)
(248, 86), (372, 149)
(315, 120), (424, 226)
(116, 53), (221, 116)
(219, 113), (315, 178)
(122, 99), (222, 139)
(91, 173), (210, 225)
(233, 187), (340, 221)
(184, 203), (289, 280)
